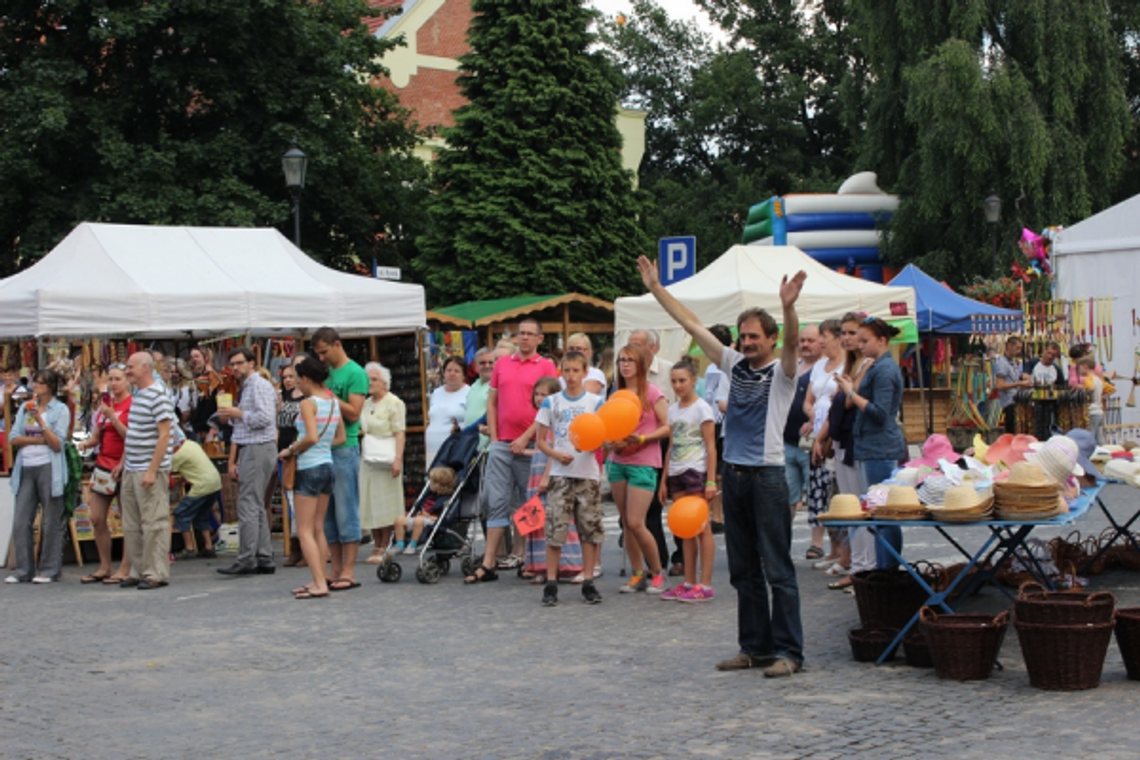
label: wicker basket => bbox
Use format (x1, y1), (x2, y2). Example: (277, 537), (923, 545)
(1114, 608), (1140, 681)
(848, 626), (899, 663)
(852, 569), (928, 630)
(1015, 618), (1114, 690)
(1014, 582), (1116, 626)
(902, 629), (933, 668)
(920, 607), (1009, 681)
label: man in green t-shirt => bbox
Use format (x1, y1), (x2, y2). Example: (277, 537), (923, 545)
(312, 327), (369, 590)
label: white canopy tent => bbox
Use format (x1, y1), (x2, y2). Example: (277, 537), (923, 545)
(0, 223), (426, 339)
(1054, 195), (1140, 426)
(615, 245), (917, 360)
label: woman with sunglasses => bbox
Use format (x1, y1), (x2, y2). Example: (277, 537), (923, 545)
(75, 363), (134, 583)
(608, 344), (671, 594)
(7, 370), (71, 584)
(836, 316), (908, 569)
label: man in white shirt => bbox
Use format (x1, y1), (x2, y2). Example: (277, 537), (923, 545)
(629, 329), (675, 403)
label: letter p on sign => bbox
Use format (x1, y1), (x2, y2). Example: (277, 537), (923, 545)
(658, 236), (696, 286)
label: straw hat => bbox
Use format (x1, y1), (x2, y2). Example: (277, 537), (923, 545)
(817, 494), (866, 521)
(999, 462), (1057, 489)
(940, 485), (990, 512)
(893, 467), (920, 487)
(1025, 436), (1084, 484)
(906, 434), (956, 469)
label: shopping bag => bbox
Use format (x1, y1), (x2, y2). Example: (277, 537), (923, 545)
(512, 495), (546, 535)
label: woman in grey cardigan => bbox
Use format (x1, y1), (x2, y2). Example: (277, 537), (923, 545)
(7, 369), (71, 584)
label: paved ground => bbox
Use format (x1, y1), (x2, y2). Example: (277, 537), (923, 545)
(5, 484), (1140, 759)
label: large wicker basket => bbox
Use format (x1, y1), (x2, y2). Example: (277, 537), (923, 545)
(852, 569), (929, 630)
(1015, 618), (1114, 691)
(847, 626), (899, 663)
(1014, 582), (1116, 626)
(1114, 607), (1140, 680)
(920, 607), (1009, 681)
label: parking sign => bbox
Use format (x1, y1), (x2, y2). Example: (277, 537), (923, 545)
(658, 236), (696, 286)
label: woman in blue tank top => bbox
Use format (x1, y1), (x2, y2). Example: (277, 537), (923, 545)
(278, 357), (344, 598)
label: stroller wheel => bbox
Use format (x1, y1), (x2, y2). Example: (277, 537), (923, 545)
(437, 558), (450, 576)
(415, 563), (442, 584)
(378, 562), (402, 583)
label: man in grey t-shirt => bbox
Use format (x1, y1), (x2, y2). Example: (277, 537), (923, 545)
(638, 255), (807, 679)
(994, 337), (1031, 433)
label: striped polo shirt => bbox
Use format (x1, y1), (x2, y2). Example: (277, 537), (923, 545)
(124, 383), (176, 472)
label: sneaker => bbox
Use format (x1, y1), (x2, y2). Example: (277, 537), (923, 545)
(542, 582), (559, 607)
(581, 582), (603, 604)
(678, 585), (715, 603)
(401, 544), (417, 555)
(594, 564), (603, 578)
(31, 576), (54, 584)
(174, 549), (198, 561)
(812, 557), (841, 570)
(660, 583), (689, 601)
(763, 657), (802, 678)
(715, 653), (776, 671)
(645, 571), (668, 595)
(619, 572), (647, 593)
(5, 575), (24, 584)
(824, 563), (850, 576)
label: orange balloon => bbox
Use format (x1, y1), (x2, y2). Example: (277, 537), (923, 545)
(667, 496), (709, 539)
(568, 412), (607, 452)
(610, 389), (640, 407)
(597, 398), (641, 441)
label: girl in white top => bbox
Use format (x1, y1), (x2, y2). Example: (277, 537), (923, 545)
(658, 359), (718, 603)
(803, 319), (845, 564)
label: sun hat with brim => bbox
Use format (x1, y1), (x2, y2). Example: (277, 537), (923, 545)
(892, 467), (920, 487)
(1104, 459), (1140, 486)
(1124, 441), (1139, 452)
(906, 434), (956, 469)
(997, 461), (1058, 489)
(1006, 434), (1039, 465)
(818, 494), (866, 521)
(984, 434), (1014, 466)
(881, 486), (924, 511)
(939, 485), (991, 511)
(917, 475), (953, 506)
(1065, 429), (1101, 479)
(1025, 439), (1084, 484)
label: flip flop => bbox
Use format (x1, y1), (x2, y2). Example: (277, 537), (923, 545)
(828, 577), (854, 590)
(329, 579), (361, 591)
(103, 575), (128, 585)
(81, 573), (111, 584)
(294, 589), (329, 599)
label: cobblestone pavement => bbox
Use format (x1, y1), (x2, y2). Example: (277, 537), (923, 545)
(4, 484), (1140, 759)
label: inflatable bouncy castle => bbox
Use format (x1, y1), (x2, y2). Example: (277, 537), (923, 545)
(742, 172), (899, 282)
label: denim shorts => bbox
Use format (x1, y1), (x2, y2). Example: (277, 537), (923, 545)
(173, 493), (218, 532)
(294, 462), (334, 498)
(666, 468), (706, 498)
(606, 461), (658, 492)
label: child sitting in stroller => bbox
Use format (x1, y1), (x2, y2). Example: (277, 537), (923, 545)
(389, 466), (456, 555)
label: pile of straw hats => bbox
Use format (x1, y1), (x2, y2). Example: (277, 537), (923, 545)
(993, 462), (1065, 520)
(871, 486), (928, 521)
(817, 494), (866, 522)
(925, 484), (994, 522)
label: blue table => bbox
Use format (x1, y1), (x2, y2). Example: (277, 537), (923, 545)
(828, 484), (1102, 664)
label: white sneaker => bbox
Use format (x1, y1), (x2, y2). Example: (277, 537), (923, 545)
(401, 545), (417, 555)
(812, 557), (840, 570)
(5, 575), (22, 584)
(824, 563), (851, 577)
(594, 564), (603, 578)
(31, 576), (54, 584)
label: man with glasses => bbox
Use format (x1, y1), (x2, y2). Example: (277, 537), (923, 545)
(464, 317), (557, 583)
(638, 255), (808, 678)
(463, 347), (499, 447)
(215, 347), (277, 575)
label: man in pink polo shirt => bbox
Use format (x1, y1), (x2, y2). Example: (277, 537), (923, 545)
(464, 317), (558, 583)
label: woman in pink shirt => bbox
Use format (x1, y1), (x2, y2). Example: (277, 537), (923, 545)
(607, 344), (671, 594)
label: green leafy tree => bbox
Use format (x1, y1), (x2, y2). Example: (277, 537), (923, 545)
(0, 0), (424, 275)
(416, 0), (649, 304)
(854, 0), (1130, 282)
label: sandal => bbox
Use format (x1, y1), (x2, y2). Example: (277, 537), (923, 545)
(81, 572), (111, 584)
(464, 565), (499, 584)
(828, 577), (854, 590)
(294, 589), (329, 599)
(529, 574), (547, 585)
(805, 546), (824, 560)
(103, 575), (128, 585)
(496, 554), (522, 570)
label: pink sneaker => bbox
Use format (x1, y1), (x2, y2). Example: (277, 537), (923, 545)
(659, 583), (689, 601)
(678, 585), (715, 603)
(645, 571), (668, 595)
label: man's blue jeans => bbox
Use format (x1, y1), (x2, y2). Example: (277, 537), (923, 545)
(860, 458), (903, 569)
(722, 464), (804, 665)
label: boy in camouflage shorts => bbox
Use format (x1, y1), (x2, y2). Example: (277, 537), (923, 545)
(534, 351), (605, 606)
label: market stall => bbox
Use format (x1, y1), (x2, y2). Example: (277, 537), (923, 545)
(0, 222), (429, 562)
(614, 245), (918, 361)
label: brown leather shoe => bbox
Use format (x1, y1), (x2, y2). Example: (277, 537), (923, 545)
(715, 653), (777, 671)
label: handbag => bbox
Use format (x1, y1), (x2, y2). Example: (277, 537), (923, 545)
(90, 465), (117, 496)
(362, 434), (397, 468)
(281, 456), (296, 491)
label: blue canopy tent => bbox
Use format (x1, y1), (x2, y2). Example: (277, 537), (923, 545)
(887, 264), (1024, 439)
(888, 264), (1023, 334)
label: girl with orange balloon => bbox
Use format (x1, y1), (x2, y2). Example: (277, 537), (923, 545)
(657, 358), (718, 603)
(607, 345), (671, 594)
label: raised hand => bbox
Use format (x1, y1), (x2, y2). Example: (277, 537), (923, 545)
(637, 255), (660, 291)
(780, 270), (807, 308)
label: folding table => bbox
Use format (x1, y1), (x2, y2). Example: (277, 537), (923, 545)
(828, 484), (1102, 664)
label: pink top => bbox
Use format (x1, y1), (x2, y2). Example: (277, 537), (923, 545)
(611, 384), (665, 468)
(490, 352), (559, 442)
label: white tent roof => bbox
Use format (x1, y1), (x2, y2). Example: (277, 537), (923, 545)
(615, 245), (916, 361)
(0, 223), (426, 339)
(1053, 195), (1140, 257)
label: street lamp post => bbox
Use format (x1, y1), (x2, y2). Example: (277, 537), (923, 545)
(282, 143), (308, 248)
(983, 191), (1002, 277)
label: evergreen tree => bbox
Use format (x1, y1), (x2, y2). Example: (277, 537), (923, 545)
(0, 0), (424, 274)
(416, 0), (649, 304)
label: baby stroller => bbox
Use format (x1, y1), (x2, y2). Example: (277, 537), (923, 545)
(377, 425), (485, 584)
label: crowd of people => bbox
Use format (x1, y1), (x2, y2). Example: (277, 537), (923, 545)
(7, 257), (929, 677)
